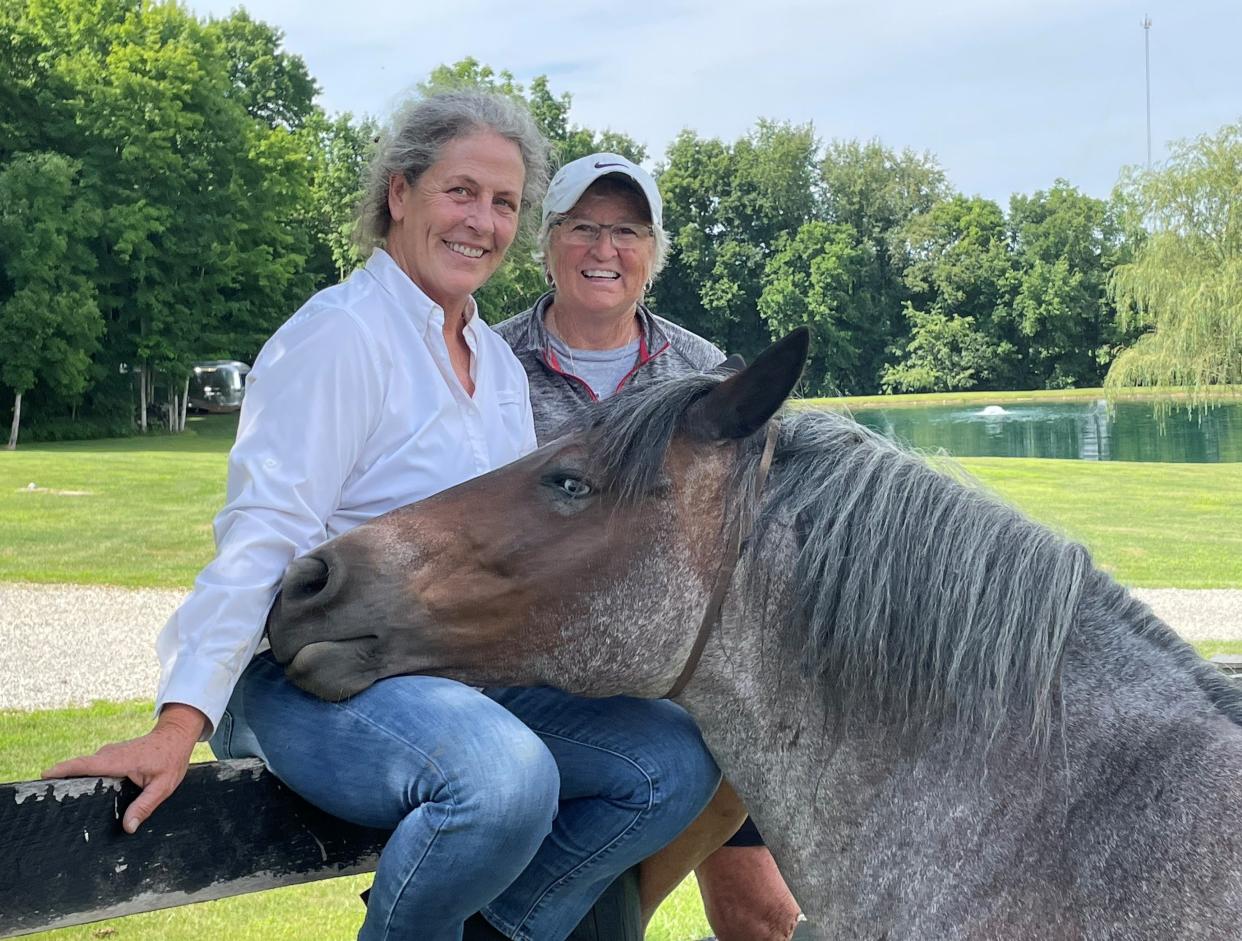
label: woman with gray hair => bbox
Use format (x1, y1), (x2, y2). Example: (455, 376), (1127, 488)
(47, 94), (719, 941)
(497, 153), (717, 441)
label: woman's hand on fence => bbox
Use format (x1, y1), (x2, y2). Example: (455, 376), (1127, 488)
(42, 702), (208, 833)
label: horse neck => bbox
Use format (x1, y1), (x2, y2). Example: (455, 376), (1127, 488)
(1054, 571), (1242, 777)
(677, 541), (1242, 936)
(683, 552), (1242, 797)
(676, 527), (842, 907)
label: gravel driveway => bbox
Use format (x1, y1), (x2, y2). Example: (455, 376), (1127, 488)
(1, 584), (1239, 711)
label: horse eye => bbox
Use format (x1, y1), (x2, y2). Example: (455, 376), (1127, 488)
(559, 477), (592, 498)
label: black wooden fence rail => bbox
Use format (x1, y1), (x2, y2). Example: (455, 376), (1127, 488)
(1, 758), (642, 940)
(0, 758), (388, 939)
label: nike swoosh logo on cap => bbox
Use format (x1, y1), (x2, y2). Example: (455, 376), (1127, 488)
(594, 162), (627, 169)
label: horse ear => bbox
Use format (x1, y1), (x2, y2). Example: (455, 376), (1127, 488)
(686, 328), (810, 440)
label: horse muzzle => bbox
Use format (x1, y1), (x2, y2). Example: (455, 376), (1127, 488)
(266, 544), (400, 700)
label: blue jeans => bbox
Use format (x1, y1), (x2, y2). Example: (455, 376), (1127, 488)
(210, 653), (720, 941)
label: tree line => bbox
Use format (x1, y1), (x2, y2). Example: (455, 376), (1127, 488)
(1, 0), (1238, 447)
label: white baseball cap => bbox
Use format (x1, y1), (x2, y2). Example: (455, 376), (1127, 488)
(542, 153), (663, 229)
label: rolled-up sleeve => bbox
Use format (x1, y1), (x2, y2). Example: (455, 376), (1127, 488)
(155, 306), (383, 735)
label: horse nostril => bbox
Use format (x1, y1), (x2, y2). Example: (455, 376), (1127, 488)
(282, 554), (333, 606)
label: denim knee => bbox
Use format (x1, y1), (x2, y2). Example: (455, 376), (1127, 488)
(642, 701), (721, 824)
(448, 721), (560, 847)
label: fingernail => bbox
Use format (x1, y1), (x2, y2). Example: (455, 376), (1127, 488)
(123, 818), (137, 834)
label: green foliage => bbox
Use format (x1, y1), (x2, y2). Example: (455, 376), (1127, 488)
(12, 413), (132, 442)
(655, 120), (820, 358)
(1007, 181), (1128, 388)
(818, 140), (950, 381)
(204, 9), (318, 130)
(879, 183), (1127, 393)
(881, 306), (994, 392)
(820, 139), (951, 247)
(0, 152), (105, 444)
(303, 111), (378, 280)
(758, 221), (876, 394)
(888, 195), (1019, 390)
(1107, 123), (1242, 407)
(0, 0), (356, 441)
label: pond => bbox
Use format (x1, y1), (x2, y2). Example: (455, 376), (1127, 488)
(848, 399), (1242, 463)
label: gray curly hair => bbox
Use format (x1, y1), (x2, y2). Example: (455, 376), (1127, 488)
(355, 90), (551, 250)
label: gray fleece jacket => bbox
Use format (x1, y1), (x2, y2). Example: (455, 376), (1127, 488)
(494, 291), (725, 444)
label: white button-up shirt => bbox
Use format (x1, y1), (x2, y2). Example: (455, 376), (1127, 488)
(155, 249), (538, 733)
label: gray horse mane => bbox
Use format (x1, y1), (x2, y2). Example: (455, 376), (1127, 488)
(583, 374), (1242, 747)
(754, 407), (1085, 748)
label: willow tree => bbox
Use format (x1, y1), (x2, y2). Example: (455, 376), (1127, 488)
(1106, 122), (1242, 406)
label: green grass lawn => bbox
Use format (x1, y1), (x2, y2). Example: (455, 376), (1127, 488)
(0, 415), (235, 587)
(961, 457), (1242, 588)
(2, 410), (1239, 589)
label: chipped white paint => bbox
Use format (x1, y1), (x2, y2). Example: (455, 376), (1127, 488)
(211, 758), (266, 780)
(114, 863), (128, 874)
(308, 831), (328, 864)
(11, 776), (123, 806)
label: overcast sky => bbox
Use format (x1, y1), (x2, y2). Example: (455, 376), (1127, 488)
(187, 0), (1241, 205)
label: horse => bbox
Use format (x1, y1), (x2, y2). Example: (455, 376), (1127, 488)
(266, 329), (1242, 940)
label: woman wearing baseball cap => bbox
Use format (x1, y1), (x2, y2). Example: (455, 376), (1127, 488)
(496, 155), (804, 941)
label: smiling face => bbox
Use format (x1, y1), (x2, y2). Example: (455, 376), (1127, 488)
(385, 129), (526, 319)
(548, 181), (656, 326)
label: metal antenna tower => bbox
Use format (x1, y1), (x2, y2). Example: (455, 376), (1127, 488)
(1142, 16), (1153, 168)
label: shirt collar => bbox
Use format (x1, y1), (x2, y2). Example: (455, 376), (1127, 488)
(364, 248), (480, 339)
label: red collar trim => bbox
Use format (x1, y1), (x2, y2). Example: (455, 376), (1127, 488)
(541, 332), (670, 400)
(543, 346), (600, 401)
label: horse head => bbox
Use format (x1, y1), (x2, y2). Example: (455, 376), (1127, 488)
(265, 329), (810, 702)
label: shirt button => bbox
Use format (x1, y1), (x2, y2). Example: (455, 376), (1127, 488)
(264, 458), (278, 469)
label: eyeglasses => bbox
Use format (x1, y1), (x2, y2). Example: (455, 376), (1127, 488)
(553, 218), (654, 249)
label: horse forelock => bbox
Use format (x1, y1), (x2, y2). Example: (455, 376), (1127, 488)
(582, 372), (724, 506)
